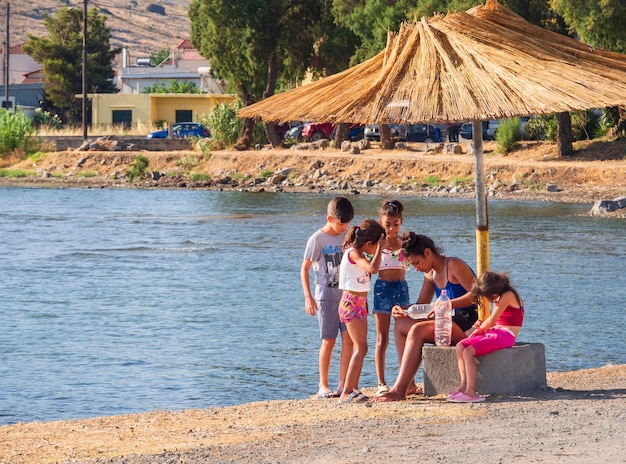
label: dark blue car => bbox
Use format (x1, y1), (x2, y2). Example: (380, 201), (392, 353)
(147, 122), (210, 139)
(403, 124), (442, 143)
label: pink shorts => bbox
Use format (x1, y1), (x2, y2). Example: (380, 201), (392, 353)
(459, 327), (516, 356)
(338, 292), (368, 323)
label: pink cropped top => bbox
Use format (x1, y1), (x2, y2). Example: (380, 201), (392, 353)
(380, 248), (410, 271)
(496, 305), (524, 327)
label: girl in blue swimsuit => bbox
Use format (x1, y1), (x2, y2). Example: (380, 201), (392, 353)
(373, 232), (478, 403)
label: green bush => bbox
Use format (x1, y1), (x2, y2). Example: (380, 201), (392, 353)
(0, 168), (34, 178)
(570, 109), (601, 140)
(32, 108), (62, 129)
(495, 118), (522, 152)
(252, 120), (269, 145)
(0, 109), (37, 156)
(525, 114), (558, 141)
(199, 102), (243, 149)
(126, 155), (149, 182)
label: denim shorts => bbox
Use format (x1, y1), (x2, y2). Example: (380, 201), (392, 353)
(372, 279), (410, 314)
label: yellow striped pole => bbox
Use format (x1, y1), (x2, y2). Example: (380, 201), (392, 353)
(472, 121), (490, 319)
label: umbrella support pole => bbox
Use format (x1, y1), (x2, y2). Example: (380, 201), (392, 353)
(472, 121), (490, 319)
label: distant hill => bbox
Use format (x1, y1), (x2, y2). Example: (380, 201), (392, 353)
(4, 0), (193, 62)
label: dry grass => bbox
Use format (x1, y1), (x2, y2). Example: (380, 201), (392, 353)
(35, 121), (160, 138)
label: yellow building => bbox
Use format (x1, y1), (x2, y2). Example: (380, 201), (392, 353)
(88, 93), (236, 130)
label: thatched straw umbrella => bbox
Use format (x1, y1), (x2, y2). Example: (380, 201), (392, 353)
(239, 0), (626, 298)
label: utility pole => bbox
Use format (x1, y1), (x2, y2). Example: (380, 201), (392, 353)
(82, 0), (88, 141)
(4, 3), (9, 110)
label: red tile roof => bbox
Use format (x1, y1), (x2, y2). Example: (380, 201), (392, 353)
(180, 49), (204, 60)
(176, 39), (193, 50)
(6, 43), (28, 55)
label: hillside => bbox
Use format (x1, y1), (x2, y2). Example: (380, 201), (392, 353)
(5, 0), (193, 59)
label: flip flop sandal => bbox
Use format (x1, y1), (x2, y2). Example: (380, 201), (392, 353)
(448, 392), (486, 403)
(376, 384), (390, 396)
(341, 389), (371, 404)
(318, 391), (339, 399)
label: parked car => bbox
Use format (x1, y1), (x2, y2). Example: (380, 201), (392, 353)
(283, 124), (304, 143)
(347, 125), (365, 141)
(301, 122), (334, 141)
(302, 122), (364, 142)
(147, 122), (210, 139)
(460, 118), (530, 141)
(364, 124), (398, 141)
(364, 123), (441, 143)
(274, 121), (301, 139)
(404, 123), (442, 143)
(459, 121), (491, 140)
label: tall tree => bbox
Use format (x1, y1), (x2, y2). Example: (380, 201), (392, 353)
(189, 0), (358, 149)
(551, 0), (626, 138)
(551, 0), (626, 53)
(23, 7), (120, 123)
(332, 0), (413, 64)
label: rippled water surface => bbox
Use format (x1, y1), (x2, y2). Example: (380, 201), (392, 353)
(0, 188), (623, 425)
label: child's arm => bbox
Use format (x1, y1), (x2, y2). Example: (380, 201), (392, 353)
(471, 291), (515, 335)
(350, 235), (387, 274)
(393, 277), (436, 320)
(300, 258), (317, 316)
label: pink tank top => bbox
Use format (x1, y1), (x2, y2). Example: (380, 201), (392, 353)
(496, 305), (524, 327)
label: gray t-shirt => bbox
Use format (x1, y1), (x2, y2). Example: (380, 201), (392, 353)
(303, 229), (346, 301)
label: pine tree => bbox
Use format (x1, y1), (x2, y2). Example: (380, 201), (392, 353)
(23, 7), (121, 123)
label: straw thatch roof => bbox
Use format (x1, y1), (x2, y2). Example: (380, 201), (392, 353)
(238, 0), (626, 124)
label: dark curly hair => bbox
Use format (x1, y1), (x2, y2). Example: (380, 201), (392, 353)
(399, 231), (442, 257)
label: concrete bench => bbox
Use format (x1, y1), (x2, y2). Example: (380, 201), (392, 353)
(422, 342), (547, 396)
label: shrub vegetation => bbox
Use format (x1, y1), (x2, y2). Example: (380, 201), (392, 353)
(0, 109), (38, 157)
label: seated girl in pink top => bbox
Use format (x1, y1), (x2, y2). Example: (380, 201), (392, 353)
(449, 271), (524, 403)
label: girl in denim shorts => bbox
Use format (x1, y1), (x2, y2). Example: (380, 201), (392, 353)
(372, 200), (411, 396)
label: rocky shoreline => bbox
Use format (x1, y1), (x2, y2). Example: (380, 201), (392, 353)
(2, 143), (625, 214)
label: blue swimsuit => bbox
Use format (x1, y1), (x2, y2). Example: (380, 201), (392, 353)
(433, 259), (478, 332)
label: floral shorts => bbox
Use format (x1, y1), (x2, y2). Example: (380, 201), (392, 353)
(338, 292), (368, 323)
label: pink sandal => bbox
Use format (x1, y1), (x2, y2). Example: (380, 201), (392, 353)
(448, 392), (486, 403)
(447, 390), (464, 400)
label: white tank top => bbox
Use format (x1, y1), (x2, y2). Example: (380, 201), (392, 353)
(339, 247), (371, 292)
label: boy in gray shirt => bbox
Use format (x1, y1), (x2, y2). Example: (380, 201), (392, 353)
(301, 197), (355, 398)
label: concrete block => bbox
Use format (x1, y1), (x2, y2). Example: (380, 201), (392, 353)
(422, 342), (546, 396)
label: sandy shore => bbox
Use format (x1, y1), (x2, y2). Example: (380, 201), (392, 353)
(0, 364), (624, 463)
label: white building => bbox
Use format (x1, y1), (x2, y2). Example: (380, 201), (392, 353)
(116, 39), (225, 94)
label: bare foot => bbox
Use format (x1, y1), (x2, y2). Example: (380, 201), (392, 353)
(371, 390), (406, 403)
(406, 385), (423, 396)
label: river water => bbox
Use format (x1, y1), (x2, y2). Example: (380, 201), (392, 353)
(0, 187), (623, 425)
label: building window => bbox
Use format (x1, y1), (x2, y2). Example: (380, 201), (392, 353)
(112, 110), (132, 128)
(176, 109), (193, 122)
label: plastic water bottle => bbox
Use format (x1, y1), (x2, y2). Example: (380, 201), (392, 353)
(404, 304), (432, 320)
(434, 290), (453, 346)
